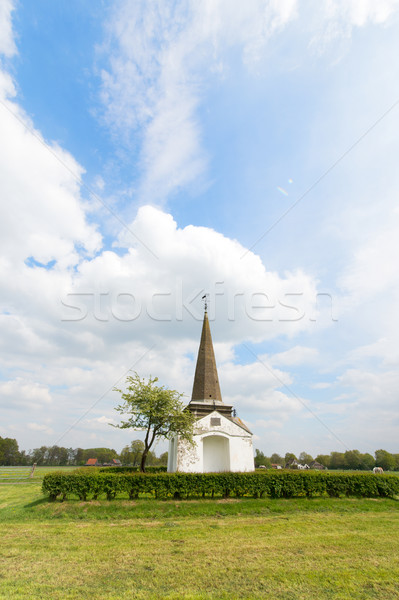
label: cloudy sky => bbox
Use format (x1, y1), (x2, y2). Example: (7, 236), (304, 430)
(1, 0), (399, 457)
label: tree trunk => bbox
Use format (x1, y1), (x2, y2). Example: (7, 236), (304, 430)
(140, 448), (148, 472)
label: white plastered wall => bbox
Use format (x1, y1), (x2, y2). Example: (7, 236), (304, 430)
(168, 411), (254, 473)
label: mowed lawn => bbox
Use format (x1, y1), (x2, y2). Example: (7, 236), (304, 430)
(1, 473), (399, 599)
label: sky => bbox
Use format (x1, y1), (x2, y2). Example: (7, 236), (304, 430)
(1, 0), (399, 457)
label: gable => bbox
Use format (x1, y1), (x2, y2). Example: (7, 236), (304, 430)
(195, 410), (252, 436)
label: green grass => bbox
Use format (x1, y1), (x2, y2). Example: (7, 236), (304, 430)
(1, 475), (399, 599)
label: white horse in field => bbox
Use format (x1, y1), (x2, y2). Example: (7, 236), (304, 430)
(373, 466), (384, 474)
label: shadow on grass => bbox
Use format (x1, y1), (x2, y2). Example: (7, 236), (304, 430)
(24, 496), (50, 508)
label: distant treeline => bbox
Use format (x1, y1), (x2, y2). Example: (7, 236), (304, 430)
(0, 437), (167, 467)
(255, 449), (399, 471)
(1, 436), (397, 471)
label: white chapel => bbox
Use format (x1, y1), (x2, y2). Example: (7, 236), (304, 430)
(168, 307), (254, 473)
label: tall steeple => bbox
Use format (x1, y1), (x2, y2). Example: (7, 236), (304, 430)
(167, 299), (254, 474)
(191, 309), (222, 402)
(188, 304), (233, 418)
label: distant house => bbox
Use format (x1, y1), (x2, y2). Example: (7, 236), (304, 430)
(285, 458), (299, 469)
(103, 459), (122, 467)
(271, 464), (282, 470)
(309, 460), (326, 470)
(85, 458), (100, 467)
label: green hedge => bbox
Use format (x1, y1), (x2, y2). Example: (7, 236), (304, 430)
(99, 466), (167, 474)
(41, 470), (399, 502)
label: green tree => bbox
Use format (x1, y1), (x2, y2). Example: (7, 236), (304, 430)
(18, 450), (29, 466)
(270, 453), (284, 466)
(113, 373), (195, 472)
(145, 450), (157, 466)
(329, 452), (345, 470)
(158, 451), (168, 466)
(344, 449), (362, 470)
(131, 439), (145, 466)
(46, 445), (69, 466)
(254, 449), (271, 468)
(82, 448), (118, 464)
(375, 449), (395, 471)
(29, 446), (48, 466)
(0, 437), (20, 465)
(298, 451), (313, 466)
(120, 440), (145, 466)
(360, 452), (375, 471)
(72, 448), (85, 466)
(315, 454), (331, 468)
(284, 452), (297, 467)
(254, 449), (266, 467)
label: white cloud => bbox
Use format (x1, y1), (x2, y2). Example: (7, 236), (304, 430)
(325, 0), (399, 28)
(311, 382), (332, 390)
(0, 195), (319, 447)
(100, 0), (299, 204)
(84, 415), (118, 429)
(99, 0), (399, 205)
(27, 423), (54, 435)
(271, 345), (319, 367)
(0, 378), (52, 409)
(0, 5), (102, 274)
(0, 0), (16, 57)
(70, 205), (319, 345)
(0, 99), (102, 268)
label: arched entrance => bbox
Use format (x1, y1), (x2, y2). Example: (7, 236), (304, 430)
(202, 435), (230, 472)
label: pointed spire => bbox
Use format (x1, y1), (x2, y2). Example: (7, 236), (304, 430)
(191, 309), (222, 402)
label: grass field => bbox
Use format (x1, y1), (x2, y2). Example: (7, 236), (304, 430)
(1, 469), (399, 599)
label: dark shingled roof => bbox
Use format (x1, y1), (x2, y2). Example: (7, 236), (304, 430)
(191, 311), (222, 402)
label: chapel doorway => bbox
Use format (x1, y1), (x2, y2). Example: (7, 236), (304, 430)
(203, 435), (230, 472)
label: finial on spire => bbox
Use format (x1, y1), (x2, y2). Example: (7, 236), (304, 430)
(201, 293), (209, 313)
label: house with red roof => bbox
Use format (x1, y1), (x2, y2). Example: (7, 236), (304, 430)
(85, 458), (100, 467)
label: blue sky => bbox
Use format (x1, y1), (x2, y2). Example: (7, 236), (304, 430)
(1, 0), (399, 457)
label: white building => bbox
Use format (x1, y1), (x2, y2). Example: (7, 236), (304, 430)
(168, 308), (254, 473)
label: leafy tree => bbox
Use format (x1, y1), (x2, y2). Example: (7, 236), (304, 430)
(82, 448), (118, 464)
(18, 450), (29, 466)
(329, 452), (345, 470)
(158, 451), (168, 466)
(375, 449), (395, 471)
(131, 439), (145, 466)
(270, 453), (284, 466)
(120, 440), (145, 466)
(254, 449), (271, 468)
(145, 450), (157, 466)
(254, 449), (266, 467)
(284, 452), (297, 466)
(0, 437), (20, 465)
(113, 373), (195, 472)
(29, 446), (48, 466)
(72, 448), (85, 466)
(360, 453), (375, 471)
(46, 445), (70, 466)
(344, 449), (362, 470)
(298, 451), (313, 465)
(315, 454), (331, 468)
(120, 445), (132, 465)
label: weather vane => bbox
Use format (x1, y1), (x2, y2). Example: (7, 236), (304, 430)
(202, 293), (209, 312)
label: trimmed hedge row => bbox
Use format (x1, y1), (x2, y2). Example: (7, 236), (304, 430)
(41, 470), (399, 501)
(99, 466), (167, 474)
